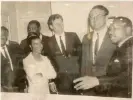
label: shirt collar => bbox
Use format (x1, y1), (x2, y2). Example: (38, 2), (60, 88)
(118, 36), (133, 47)
(55, 32), (65, 38)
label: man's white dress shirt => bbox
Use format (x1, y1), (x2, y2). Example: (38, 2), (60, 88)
(92, 26), (108, 64)
(55, 32), (66, 53)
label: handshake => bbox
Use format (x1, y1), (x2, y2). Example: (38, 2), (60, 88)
(73, 76), (99, 90)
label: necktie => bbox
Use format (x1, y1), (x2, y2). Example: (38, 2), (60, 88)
(59, 36), (66, 55)
(94, 33), (99, 56)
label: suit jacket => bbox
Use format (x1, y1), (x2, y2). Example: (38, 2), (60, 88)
(81, 30), (116, 76)
(98, 37), (133, 98)
(20, 34), (50, 57)
(1, 41), (26, 92)
(48, 32), (81, 94)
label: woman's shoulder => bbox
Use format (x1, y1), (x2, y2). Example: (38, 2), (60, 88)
(42, 55), (49, 60)
(23, 52), (33, 63)
(41, 55), (51, 62)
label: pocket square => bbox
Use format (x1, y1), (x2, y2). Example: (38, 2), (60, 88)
(114, 59), (119, 63)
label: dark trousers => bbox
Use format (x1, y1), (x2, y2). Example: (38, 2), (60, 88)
(56, 73), (80, 95)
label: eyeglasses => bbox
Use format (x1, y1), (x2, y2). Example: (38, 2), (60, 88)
(90, 14), (105, 20)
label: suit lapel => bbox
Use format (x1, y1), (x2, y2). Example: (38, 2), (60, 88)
(96, 31), (109, 59)
(88, 33), (93, 64)
(95, 31), (116, 76)
(1, 52), (6, 60)
(53, 35), (62, 54)
(64, 32), (69, 52)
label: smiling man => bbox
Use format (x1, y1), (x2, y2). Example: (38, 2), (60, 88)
(107, 16), (132, 97)
(47, 14), (81, 95)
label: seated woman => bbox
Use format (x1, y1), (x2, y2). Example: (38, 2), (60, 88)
(23, 32), (57, 94)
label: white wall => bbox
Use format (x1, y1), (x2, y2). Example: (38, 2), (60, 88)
(15, 2), (52, 43)
(1, 1), (133, 42)
(1, 2), (18, 42)
(51, 1), (133, 41)
(1, 2), (52, 43)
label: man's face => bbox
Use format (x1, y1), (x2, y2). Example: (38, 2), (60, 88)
(28, 23), (40, 35)
(109, 22), (126, 44)
(1, 30), (8, 47)
(89, 8), (107, 31)
(50, 18), (64, 35)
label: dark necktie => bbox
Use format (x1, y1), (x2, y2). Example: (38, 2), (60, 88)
(59, 36), (66, 55)
(94, 33), (99, 56)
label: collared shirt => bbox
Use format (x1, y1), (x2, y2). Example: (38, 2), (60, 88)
(0, 45), (14, 71)
(55, 32), (66, 53)
(118, 36), (133, 47)
(92, 26), (108, 64)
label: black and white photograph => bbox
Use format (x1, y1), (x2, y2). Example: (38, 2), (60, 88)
(1, 1), (133, 100)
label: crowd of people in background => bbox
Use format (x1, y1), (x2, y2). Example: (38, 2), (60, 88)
(1, 5), (133, 98)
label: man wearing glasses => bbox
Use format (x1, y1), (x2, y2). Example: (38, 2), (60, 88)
(73, 5), (116, 96)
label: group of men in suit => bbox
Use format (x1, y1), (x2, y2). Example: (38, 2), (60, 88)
(1, 5), (132, 98)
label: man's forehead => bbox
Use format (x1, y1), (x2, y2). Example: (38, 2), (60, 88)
(29, 23), (37, 27)
(90, 8), (105, 16)
(113, 20), (126, 28)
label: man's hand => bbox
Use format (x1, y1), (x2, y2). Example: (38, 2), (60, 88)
(49, 82), (58, 93)
(73, 76), (99, 90)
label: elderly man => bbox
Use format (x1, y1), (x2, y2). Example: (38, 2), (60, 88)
(1, 26), (26, 92)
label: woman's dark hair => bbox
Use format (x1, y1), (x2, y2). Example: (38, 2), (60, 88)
(27, 32), (40, 46)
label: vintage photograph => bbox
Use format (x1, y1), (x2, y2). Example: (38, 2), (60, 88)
(1, 1), (133, 100)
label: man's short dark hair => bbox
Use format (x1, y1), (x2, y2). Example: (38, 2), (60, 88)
(114, 16), (132, 28)
(27, 20), (41, 32)
(1, 26), (9, 36)
(47, 14), (63, 31)
(92, 5), (109, 16)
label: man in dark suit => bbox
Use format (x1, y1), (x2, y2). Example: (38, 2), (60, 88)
(1, 26), (26, 92)
(104, 16), (132, 98)
(73, 5), (116, 96)
(47, 14), (81, 94)
(20, 20), (49, 57)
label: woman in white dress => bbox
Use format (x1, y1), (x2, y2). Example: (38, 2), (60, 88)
(23, 32), (57, 94)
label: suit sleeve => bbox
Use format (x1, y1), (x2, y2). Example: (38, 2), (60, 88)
(97, 48), (132, 89)
(80, 35), (92, 76)
(81, 35), (87, 76)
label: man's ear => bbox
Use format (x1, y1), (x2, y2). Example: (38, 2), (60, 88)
(106, 15), (109, 22)
(126, 27), (132, 36)
(29, 45), (32, 50)
(50, 25), (53, 30)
